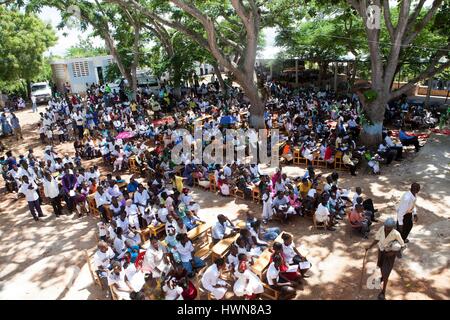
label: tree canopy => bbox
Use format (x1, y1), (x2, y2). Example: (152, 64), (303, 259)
(0, 5), (57, 93)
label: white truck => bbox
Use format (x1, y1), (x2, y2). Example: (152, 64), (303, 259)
(30, 82), (52, 104)
(108, 71), (161, 95)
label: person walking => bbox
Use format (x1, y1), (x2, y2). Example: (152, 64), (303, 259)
(18, 175), (45, 221)
(31, 95), (37, 112)
(366, 218), (405, 300)
(10, 113), (23, 140)
(396, 182), (420, 243)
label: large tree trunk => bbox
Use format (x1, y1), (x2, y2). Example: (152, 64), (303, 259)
(359, 96), (386, 146)
(238, 76), (265, 129)
(213, 63), (225, 92)
(172, 63), (182, 100)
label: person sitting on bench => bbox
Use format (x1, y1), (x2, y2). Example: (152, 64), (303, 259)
(212, 214), (239, 244)
(349, 204), (372, 238)
(399, 127), (420, 152)
(201, 258), (230, 300)
(266, 255), (298, 300)
(281, 233), (311, 277)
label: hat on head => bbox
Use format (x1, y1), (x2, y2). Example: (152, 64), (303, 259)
(384, 218), (396, 228)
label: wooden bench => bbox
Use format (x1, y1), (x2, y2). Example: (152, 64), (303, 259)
(293, 148), (308, 165)
(87, 194), (100, 217)
(211, 233), (240, 262)
(252, 187), (260, 204)
(261, 270), (280, 300)
(334, 151), (348, 171)
(313, 151), (327, 168)
(188, 223), (211, 249)
(84, 250), (103, 289)
(138, 223), (165, 242)
(208, 173), (217, 192)
(251, 231), (289, 279)
(128, 157), (141, 175)
(231, 187), (245, 199)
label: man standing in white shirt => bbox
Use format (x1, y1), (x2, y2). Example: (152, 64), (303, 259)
(396, 183), (420, 243)
(19, 175), (44, 221)
(42, 171), (63, 217)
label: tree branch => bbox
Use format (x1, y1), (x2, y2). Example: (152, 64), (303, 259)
(382, 0), (394, 39)
(403, 0), (443, 46)
(390, 59), (450, 100)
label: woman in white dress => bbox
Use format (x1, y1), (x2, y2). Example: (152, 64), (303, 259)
(262, 189), (273, 223)
(141, 237), (172, 278)
(162, 276), (184, 300)
(201, 258), (229, 300)
(233, 260), (264, 300)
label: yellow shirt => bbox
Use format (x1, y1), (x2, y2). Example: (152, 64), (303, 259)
(174, 176), (184, 193)
(374, 227), (405, 251)
(343, 154), (354, 166)
(298, 181), (312, 193)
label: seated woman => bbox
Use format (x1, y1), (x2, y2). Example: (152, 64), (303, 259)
(249, 219), (281, 242)
(141, 236), (172, 278)
(233, 255), (264, 300)
(175, 233), (205, 277)
(272, 191), (296, 224)
(287, 190), (302, 215)
(162, 276), (184, 300)
(298, 178), (312, 199)
(281, 233), (311, 277)
(270, 242), (304, 284)
(342, 150), (358, 176)
(218, 175), (230, 196)
(108, 261), (133, 300)
(226, 244), (240, 273)
(201, 258), (229, 300)
(168, 263), (198, 300)
(349, 204), (372, 238)
(266, 255), (298, 300)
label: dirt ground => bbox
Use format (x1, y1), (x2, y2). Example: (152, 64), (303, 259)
(0, 106), (448, 300)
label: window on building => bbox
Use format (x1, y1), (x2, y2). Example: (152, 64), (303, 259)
(72, 61), (89, 78)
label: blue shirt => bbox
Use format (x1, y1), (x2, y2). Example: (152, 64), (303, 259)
(127, 181), (139, 193)
(399, 130), (413, 141)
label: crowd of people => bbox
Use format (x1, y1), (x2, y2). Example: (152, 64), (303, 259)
(0, 77), (423, 300)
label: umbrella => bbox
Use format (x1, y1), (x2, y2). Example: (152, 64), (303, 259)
(220, 115), (237, 125)
(115, 131), (135, 140)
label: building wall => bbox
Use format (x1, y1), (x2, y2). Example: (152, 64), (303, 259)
(51, 55), (114, 94)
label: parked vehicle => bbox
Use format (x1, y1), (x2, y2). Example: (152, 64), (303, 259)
(31, 82), (52, 104)
(108, 71), (160, 95)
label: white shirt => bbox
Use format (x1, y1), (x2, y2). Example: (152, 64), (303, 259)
(125, 204), (139, 217)
(201, 264), (221, 289)
(134, 190), (150, 207)
(266, 262), (279, 286)
(157, 207), (169, 223)
(212, 221), (232, 240)
(176, 241), (194, 263)
(163, 284), (183, 300)
(95, 192), (112, 208)
(374, 226), (405, 251)
(42, 177), (60, 199)
(282, 243), (297, 265)
(397, 191), (417, 225)
(93, 247), (115, 269)
(19, 182), (39, 202)
(385, 136), (401, 147)
(315, 203), (330, 222)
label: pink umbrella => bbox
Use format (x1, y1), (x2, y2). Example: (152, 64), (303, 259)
(115, 131), (135, 140)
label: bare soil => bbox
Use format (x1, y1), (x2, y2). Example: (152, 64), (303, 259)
(0, 106), (448, 300)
